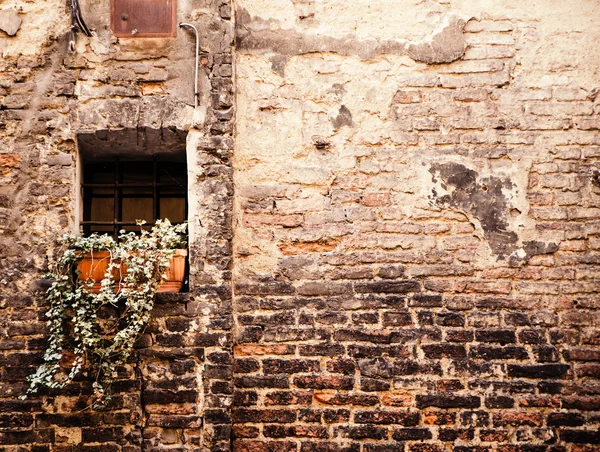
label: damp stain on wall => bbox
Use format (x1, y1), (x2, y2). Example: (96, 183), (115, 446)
(236, 8), (468, 65)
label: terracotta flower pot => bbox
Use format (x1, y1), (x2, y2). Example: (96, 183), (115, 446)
(76, 249), (187, 293)
(158, 249), (188, 293)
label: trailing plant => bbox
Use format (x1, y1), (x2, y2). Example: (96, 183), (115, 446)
(24, 219), (187, 409)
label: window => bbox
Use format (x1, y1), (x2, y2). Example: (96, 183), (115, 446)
(82, 157), (187, 238)
(77, 128), (188, 239)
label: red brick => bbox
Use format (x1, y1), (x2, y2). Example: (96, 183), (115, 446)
(0, 153), (20, 168)
(492, 411), (543, 427)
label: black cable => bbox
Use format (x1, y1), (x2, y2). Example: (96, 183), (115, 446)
(71, 0), (92, 37)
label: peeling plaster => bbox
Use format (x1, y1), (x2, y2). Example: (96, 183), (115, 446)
(269, 54), (288, 76)
(406, 15), (467, 64)
(430, 162), (518, 258)
(331, 105), (353, 130)
(236, 9), (468, 65)
(429, 162), (557, 263)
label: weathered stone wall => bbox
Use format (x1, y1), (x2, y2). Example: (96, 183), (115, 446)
(232, 1), (600, 451)
(1, 0), (233, 450)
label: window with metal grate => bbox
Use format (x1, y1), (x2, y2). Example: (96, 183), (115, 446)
(82, 156), (187, 239)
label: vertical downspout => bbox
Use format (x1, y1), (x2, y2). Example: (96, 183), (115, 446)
(179, 23), (200, 113)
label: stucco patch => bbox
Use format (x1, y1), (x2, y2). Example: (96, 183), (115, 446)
(0, 8), (22, 37)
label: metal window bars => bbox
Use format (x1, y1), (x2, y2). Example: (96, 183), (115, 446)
(82, 156), (187, 239)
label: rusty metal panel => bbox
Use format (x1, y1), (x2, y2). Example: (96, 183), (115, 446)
(111, 0), (176, 38)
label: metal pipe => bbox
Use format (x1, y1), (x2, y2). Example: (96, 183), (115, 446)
(179, 23), (199, 110)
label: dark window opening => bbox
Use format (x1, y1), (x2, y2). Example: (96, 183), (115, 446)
(82, 156), (187, 239)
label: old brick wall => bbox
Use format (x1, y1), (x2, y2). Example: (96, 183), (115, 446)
(1, 0), (233, 451)
(2, 0), (600, 451)
(232, 1), (600, 451)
